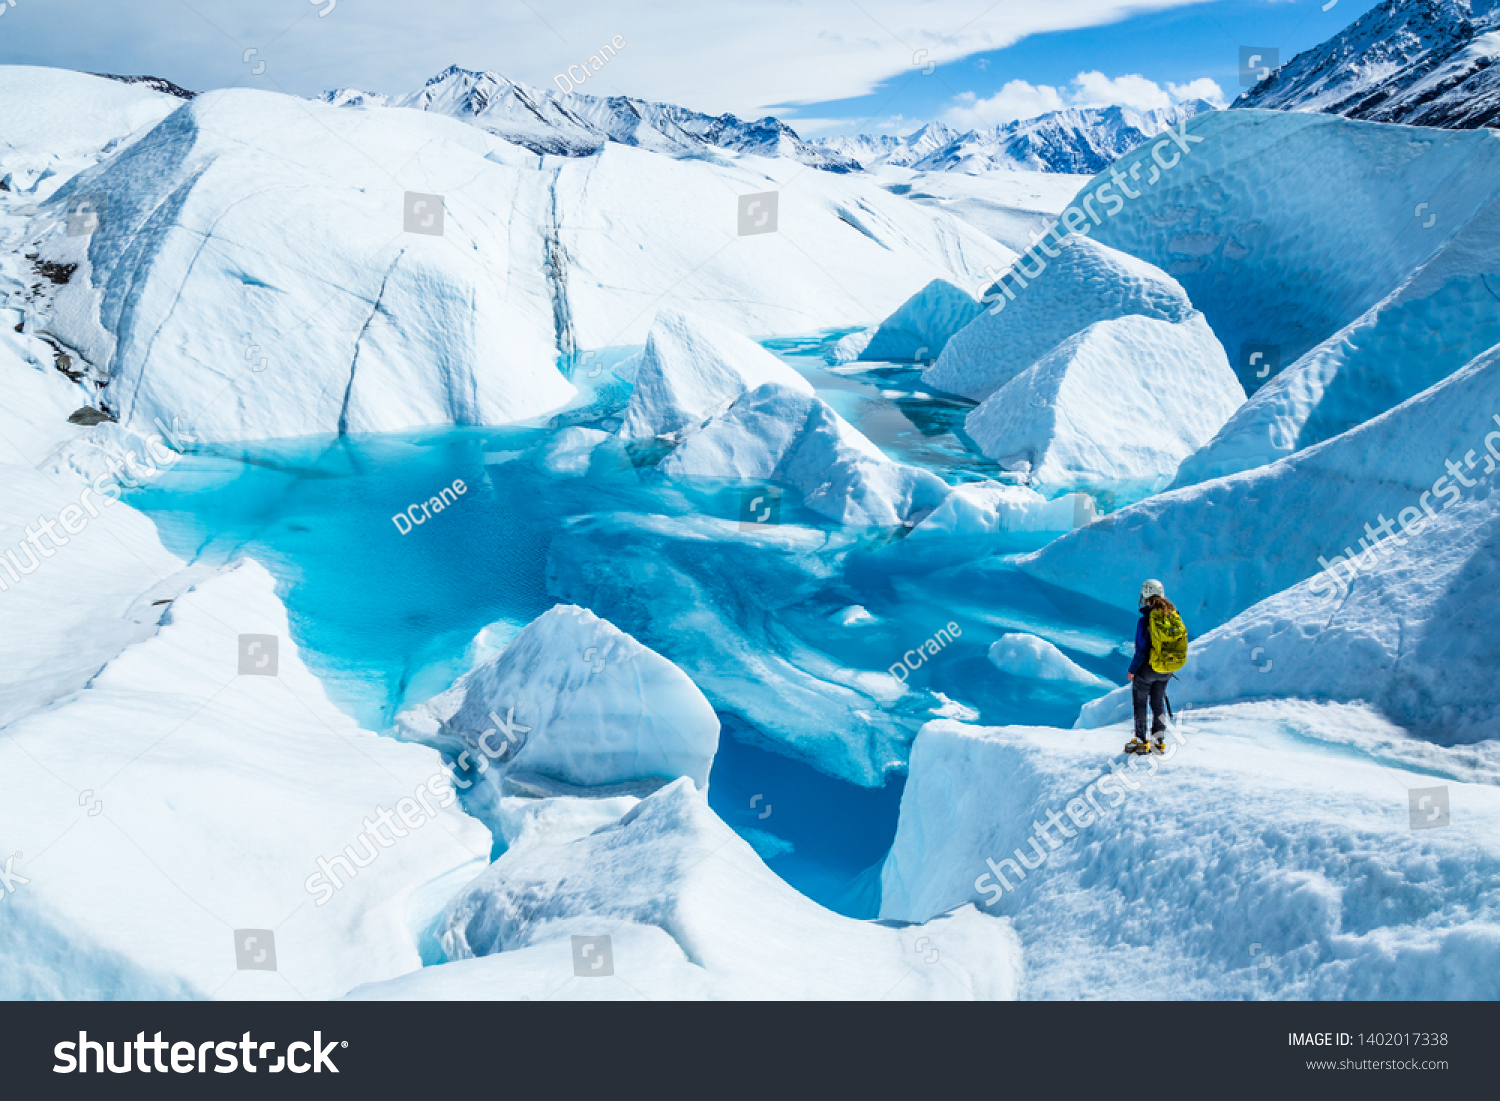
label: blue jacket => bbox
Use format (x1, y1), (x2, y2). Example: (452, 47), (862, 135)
(1128, 611), (1151, 676)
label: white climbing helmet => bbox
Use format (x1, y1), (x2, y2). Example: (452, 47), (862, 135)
(1139, 579), (1166, 607)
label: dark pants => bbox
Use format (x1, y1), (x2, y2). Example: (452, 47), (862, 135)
(1132, 667), (1170, 740)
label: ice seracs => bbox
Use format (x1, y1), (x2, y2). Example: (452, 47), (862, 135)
(923, 234), (1196, 402)
(659, 381), (950, 527)
(396, 605), (720, 825)
(12, 70), (1011, 444)
(349, 778), (1022, 1000)
(881, 707), (1500, 998)
(964, 313), (1243, 497)
(1088, 107), (1500, 417)
(855, 278), (981, 363)
(1171, 125), (1500, 484)
(987, 632), (1114, 689)
(619, 309), (813, 439)
(1021, 339), (1500, 632)
(0, 560), (490, 998)
(33, 88), (576, 442)
(1079, 442), (1500, 747)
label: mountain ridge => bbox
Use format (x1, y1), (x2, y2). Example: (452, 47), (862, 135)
(1234, 0), (1500, 128)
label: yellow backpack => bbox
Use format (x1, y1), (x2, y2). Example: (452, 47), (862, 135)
(1149, 607), (1189, 673)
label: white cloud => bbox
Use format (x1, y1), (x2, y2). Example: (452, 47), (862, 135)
(1168, 77), (1228, 105)
(0, 0), (1224, 117)
(945, 81), (1068, 128)
(942, 70), (1225, 129)
(1070, 71), (1176, 110)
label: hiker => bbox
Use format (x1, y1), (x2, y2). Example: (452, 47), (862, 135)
(1126, 579), (1189, 754)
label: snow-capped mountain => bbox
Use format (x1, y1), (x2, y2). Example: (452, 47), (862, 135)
(92, 73), (197, 100)
(818, 102), (1216, 174)
(817, 121), (961, 168)
(322, 65), (862, 172)
(1234, 0), (1500, 128)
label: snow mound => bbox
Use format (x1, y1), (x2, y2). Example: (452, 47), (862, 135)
(988, 633), (1114, 689)
(964, 314), (1243, 497)
(1079, 463), (1500, 746)
(1020, 339), (1500, 631)
(348, 778), (1021, 1000)
(826, 328), (873, 364)
(881, 707), (1500, 999)
(0, 560), (490, 999)
(1087, 107), (1500, 406)
(14, 80), (1012, 442)
(0, 66), (180, 195)
(619, 309), (812, 439)
(857, 278), (981, 362)
(659, 381), (950, 527)
(923, 234), (1195, 401)
(1173, 185), (1500, 484)
(538, 426), (609, 476)
(397, 605), (719, 804)
(546, 512), (921, 787)
(32, 88), (575, 441)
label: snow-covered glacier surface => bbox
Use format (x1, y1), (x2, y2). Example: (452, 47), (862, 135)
(5, 66), (1499, 1003)
(882, 708), (1500, 999)
(23, 82), (1009, 444)
(1084, 107), (1500, 479)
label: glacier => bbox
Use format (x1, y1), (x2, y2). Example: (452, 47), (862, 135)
(21, 77), (1011, 444)
(620, 309), (814, 439)
(881, 707), (1500, 999)
(923, 233), (1197, 402)
(1082, 107), (1500, 483)
(964, 313), (1243, 498)
(4, 54), (1500, 1007)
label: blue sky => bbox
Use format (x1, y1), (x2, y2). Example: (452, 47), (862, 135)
(786, 0), (1385, 134)
(0, 0), (1382, 135)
